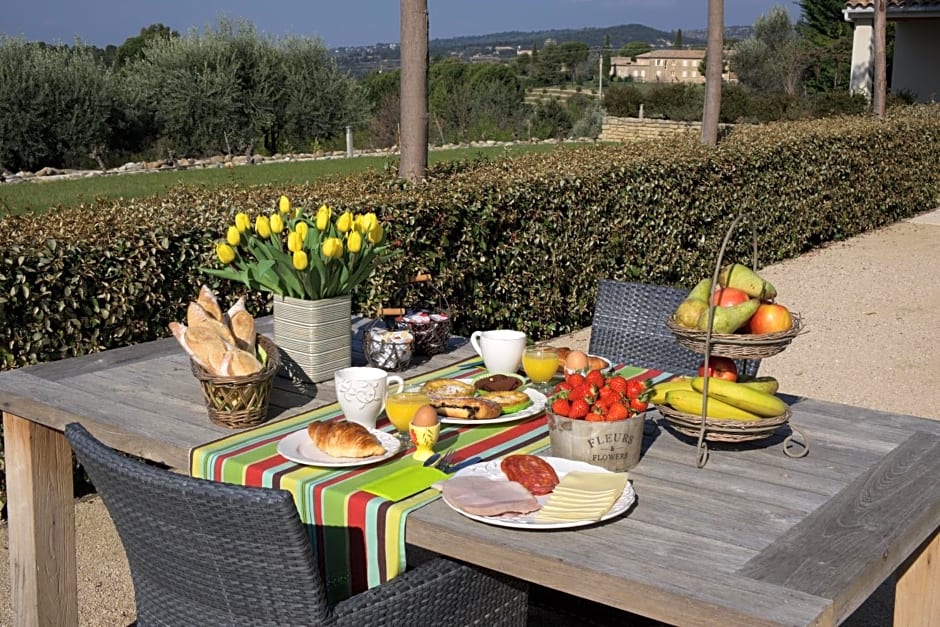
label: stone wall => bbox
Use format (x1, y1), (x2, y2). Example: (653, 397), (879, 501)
(599, 116), (702, 142)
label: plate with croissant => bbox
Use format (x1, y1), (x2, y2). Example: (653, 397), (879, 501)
(277, 420), (401, 467)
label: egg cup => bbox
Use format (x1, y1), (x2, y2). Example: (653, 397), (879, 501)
(409, 422), (440, 462)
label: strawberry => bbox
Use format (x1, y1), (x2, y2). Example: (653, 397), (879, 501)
(554, 381), (573, 395)
(585, 412), (605, 422)
(626, 379), (645, 400)
(569, 398), (590, 419)
(585, 369), (606, 389)
(606, 402), (630, 422)
(629, 397), (649, 414)
(566, 372), (586, 388)
(551, 397), (571, 417)
(607, 375), (629, 397)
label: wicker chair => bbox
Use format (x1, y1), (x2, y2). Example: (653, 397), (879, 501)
(64, 423), (528, 627)
(588, 279), (760, 378)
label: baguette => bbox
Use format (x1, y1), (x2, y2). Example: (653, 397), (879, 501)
(306, 421), (386, 458)
(183, 324), (229, 375)
(190, 317), (237, 348)
(218, 348), (262, 377)
(430, 397), (502, 420)
(186, 301), (214, 328)
(197, 284), (223, 321)
(228, 309), (256, 353)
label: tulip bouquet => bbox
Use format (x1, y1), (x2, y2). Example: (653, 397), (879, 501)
(204, 195), (394, 300)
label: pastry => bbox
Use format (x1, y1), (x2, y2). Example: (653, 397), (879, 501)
(421, 378), (476, 398)
(473, 374), (523, 392)
(306, 421), (386, 458)
(480, 390), (532, 414)
(555, 347), (571, 372)
(430, 397), (502, 420)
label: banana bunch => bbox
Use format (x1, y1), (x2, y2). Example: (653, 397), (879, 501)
(654, 376), (787, 421)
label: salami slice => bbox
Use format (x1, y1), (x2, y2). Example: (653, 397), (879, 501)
(500, 454), (559, 496)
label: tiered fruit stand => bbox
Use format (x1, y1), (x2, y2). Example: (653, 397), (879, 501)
(662, 213), (809, 468)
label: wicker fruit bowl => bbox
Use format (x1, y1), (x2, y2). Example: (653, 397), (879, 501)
(665, 314), (804, 360)
(655, 403), (791, 443)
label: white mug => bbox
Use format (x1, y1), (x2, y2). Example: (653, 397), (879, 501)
(470, 329), (527, 374)
(334, 367), (405, 430)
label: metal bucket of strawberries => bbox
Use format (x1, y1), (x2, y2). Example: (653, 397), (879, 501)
(546, 357), (649, 472)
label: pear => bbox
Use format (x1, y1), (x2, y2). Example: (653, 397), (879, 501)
(674, 299), (710, 328)
(687, 278), (713, 302)
(717, 263), (777, 300)
(696, 298), (760, 334)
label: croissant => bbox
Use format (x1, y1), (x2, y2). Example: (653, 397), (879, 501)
(306, 421), (386, 458)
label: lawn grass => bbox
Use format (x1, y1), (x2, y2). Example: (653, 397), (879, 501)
(0, 143), (569, 217)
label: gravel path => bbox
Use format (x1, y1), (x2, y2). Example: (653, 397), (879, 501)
(1, 209), (937, 625)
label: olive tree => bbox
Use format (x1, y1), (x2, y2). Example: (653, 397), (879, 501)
(0, 37), (115, 171)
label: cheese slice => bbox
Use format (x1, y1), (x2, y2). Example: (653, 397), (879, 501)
(534, 471), (630, 523)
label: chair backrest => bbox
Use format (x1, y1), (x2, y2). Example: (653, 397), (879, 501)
(65, 423), (330, 627)
(588, 279), (760, 377)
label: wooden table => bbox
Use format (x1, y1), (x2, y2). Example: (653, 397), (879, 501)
(1, 322), (938, 626)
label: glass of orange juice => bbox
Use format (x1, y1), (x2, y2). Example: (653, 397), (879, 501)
(385, 391), (431, 445)
(523, 346), (559, 393)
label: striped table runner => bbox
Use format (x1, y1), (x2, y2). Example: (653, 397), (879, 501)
(190, 356), (665, 603)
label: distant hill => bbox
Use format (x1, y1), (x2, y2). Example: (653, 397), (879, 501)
(427, 23), (693, 53)
(332, 23), (753, 77)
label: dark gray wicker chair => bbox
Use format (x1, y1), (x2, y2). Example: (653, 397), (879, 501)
(64, 423), (527, 627)
(588, 279), (760, 378)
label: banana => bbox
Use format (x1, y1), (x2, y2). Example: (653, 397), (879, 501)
(646, 378), (694, 405)
(736, 376), (780, 395)
(664, 390), (762, 421)
(690, 377), (787, 417)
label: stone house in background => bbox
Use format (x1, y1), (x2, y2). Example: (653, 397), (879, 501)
(844, 0), (940, 101)
(609, 49), (736, 84)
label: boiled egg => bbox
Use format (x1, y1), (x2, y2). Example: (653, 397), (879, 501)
(411, 404), (439, 427)
(565, 350), (589, 371)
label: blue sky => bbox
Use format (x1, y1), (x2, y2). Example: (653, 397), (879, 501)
(6, 0), (799, 49)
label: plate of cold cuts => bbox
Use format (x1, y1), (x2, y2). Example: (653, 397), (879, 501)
(435, 456), (636, 530)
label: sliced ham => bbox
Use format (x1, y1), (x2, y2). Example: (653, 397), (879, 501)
(440, 476), (540, 517)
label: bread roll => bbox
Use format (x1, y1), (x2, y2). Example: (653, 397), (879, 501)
(306, 421), (386, 458)
(197, 285), (223, 321)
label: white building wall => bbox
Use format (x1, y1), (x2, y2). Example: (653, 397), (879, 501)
(850, 18), (874, 97)
(892, 20), (940, 102)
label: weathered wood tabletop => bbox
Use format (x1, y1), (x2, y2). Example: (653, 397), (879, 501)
(1, 321), (938, 626)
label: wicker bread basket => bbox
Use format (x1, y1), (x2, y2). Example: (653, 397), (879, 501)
(190, 334), (280, 429)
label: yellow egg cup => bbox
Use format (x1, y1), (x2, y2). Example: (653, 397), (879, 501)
(409, 422), (440, 462)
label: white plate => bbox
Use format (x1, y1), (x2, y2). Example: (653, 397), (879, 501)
(439, 387), (547, 426)
(276, 427), (401, 467)
(440, 456), (636, 529)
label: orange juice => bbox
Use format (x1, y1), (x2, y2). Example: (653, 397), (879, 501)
(523, 348), (559, 384)
(386, 391), (431, 433)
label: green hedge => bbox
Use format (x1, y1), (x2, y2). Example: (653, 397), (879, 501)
(1, 105), (938, 372)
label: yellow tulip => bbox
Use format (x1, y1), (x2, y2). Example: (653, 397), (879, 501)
(292, 250), (309, 270)
(316, 205), (331, 231)
(356, 212), (377, 234)
(255, 215), (271, 239)
(295, 220), (309, 242)
(278, 195), (291, 214)
(347, 230), (362, 253)
(269, 213), (284, 234)
(226, 226), (240, 246)
(216, 243), (236, 264)
(368, 222), (385, 244)
(322, 237), (344, 259)
(234, 212), (250, 232)
(336, 211), (354, 233)
(287, 231), (301, 252)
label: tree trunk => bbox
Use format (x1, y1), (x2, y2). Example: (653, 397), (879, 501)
(399, 0), (429, 182)
(701, 0), (724, 146)
(872, 0), (887, 118)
